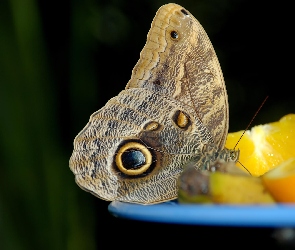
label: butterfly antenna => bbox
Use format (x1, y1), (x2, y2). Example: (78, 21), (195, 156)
(233, 96), (269, 150)
(237, 160), (252, 176)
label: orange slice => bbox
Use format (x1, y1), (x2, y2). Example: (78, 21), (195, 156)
(225, 114), (295, 176)
(261, 157), (295, 203)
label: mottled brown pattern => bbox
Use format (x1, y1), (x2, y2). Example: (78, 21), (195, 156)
(126, 4), (228, 149)
(69, 3), (232, 204)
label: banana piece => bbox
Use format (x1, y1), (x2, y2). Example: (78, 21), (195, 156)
(178, 160), (275, 204)
(209, 171), (275, 204)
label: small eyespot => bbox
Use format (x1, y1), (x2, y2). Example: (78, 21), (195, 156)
(144, 121), (160, 131)
(115, 142), (153, 176)
(172, 110), (191, 129)
(181, 9), (189, 15)
(177, 112), (188, 128)
(170, 30), (178, 40)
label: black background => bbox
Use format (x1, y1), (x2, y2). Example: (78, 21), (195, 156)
(0, 0), (294, 249)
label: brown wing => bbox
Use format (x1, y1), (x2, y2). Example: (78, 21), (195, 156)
(69, 3), (228, 204)
(126, 3), (228, 149)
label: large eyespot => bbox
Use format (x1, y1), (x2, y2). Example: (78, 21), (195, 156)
(172, 110), (191, 130)
(115, 142), (153, 176)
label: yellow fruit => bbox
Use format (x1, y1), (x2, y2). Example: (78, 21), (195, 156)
(261, 157), (295, 203)
(178, 162), (275, 204)
(210, 171), (275, 204)
(225, 114), (295, 177)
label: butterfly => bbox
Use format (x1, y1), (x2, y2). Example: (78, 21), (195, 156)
(69, 3), (239, 204)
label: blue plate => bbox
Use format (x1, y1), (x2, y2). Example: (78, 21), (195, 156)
(108, 200), (295, 227)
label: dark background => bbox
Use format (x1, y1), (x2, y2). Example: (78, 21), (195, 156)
(1, 0), (294, 249)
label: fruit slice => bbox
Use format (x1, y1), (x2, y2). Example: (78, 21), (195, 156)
(261, 157), (295, 203)
(210, 171), (274, 204)
(178, 162), (275, 204)
(225, 114), (295, 177)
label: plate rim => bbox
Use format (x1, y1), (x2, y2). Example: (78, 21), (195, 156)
(108, 200), (295, 227)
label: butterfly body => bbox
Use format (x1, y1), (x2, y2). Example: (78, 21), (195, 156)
(69, 3), (233, 204)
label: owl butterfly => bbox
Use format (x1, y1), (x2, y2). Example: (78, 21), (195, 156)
(69, 3), (239, 204)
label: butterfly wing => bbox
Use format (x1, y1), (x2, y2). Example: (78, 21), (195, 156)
(127, 3), (228, 149)
(69, 3), (228, 204)
(70, 88), (213, 204)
